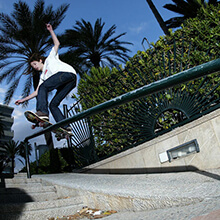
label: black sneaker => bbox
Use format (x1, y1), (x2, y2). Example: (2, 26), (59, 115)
(36, 111), (49, 121)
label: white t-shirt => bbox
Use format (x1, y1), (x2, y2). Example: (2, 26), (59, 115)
(39, 47), (76, 86)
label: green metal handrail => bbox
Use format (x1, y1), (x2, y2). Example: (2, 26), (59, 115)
(24, 58), (220, 178)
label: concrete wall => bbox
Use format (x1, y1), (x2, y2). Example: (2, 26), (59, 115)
(83, 108), (220, 173)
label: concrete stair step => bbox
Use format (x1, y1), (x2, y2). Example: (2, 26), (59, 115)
(5, 177), (43, 184)
(1, 176), (84, 220)
(4, 178), (51, 189)
(0, 189), (58, 203)
(1, 196), (82, 213)
(5, 182), (46, 188)
(0, 196), (83, 220)
(1, 177), (43, 188)
(0, 185), (56, 194)
(13, 173), (28, 178)
(1, 180), (65, 203)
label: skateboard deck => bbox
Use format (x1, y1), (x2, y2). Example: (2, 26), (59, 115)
(24, 111), (72, 141)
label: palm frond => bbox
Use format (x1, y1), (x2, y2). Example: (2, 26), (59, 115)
(163, 0), (220, 28)
(4, 76), (21, 104)
(60, 18), (132, 72)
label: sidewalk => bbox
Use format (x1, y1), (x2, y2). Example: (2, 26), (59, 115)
(33, 168), (220, 220)
(103, 197), (220, 220)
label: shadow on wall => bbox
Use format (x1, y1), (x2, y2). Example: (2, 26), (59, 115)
(79, 165), (220, 181)
(0, 175), (34, 220)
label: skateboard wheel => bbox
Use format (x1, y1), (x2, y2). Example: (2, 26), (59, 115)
(39, 122), (44, 127)
(31, 124), (36, 129)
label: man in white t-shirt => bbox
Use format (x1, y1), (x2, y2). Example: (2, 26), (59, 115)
(15, 24), (77, 132)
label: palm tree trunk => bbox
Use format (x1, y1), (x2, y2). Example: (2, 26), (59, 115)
(146, 0), (170, 36)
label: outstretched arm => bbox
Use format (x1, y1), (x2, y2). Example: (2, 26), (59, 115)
(46, 24), (60, 54)
(15, 85), (39, 105)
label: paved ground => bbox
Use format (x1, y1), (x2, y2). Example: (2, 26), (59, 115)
(103, 197), (220, 220)
(33, 168), (220, 220)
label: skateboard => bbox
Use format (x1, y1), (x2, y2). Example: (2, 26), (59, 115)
(24, 111), (72, 141)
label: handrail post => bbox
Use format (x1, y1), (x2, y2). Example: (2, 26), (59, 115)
(25, 141), (31, 178)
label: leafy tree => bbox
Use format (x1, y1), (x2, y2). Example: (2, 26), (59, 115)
(163, 0), (220, 28)
(21, 148), (69, 174)
(77, 67), (127, 156)
(0, 0), (69, 104)
(60, 18), (132, 77)
(0, 140), (20, 174)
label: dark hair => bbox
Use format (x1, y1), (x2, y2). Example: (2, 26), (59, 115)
(28, 53), (46, 65)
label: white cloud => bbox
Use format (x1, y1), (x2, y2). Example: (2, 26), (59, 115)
(13, 108), (24, 120)
(128, 22), (150, 35)
(0, 87), (6, 93)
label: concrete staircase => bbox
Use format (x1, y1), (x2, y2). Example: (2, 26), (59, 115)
(0, 173), (84, 220)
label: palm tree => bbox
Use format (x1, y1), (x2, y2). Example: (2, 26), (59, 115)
(60, 18), (132, 77)
(146, 0), (170, 35)
(163, 0), (220, 28)
(0, 0), (69, 104)
(1, 140), (20, 174)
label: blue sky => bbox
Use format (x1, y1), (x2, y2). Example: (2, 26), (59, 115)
(0, 0), (176, 171)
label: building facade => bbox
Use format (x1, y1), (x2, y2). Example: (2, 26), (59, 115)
(0, 104), (14, 174)
(0, 104), (14, 146)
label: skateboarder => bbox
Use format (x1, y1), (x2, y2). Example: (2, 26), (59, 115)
(15, 24), (76, 131)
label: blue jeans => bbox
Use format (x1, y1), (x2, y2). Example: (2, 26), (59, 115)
(36, 72), (76, 125)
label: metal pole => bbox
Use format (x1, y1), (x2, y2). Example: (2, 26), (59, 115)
(25, 141), (31, 178)
(63, 104), (72, 149)
(34, 142), (39, 174)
